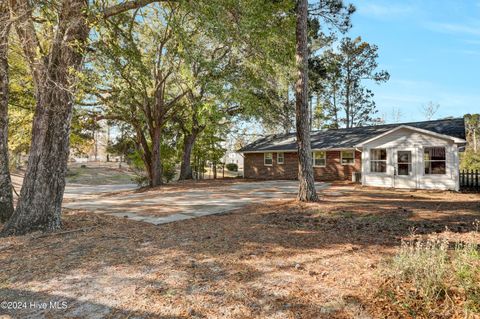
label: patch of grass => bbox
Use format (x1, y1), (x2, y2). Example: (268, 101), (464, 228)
(375, 224), (480, 318)
(66, 166), (135, 185)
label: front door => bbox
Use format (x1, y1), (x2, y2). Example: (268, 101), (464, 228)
(394, 149), (417, 188)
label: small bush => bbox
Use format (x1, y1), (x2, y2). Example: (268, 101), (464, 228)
(80, 164), (87, 169)
(162, 165), (176, 183)
(133, 175), (149, 187)
(376, 231), (480, 318)
(226, 163), (238, 172)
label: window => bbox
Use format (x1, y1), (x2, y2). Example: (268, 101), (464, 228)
(277, 152), (284, 164)
(370, 149), (387, 173)
(397, 151), (411, 176)
(313, 151), (326, 167)
(341, 150), (355, 165)
(424, 147), (446, 174)
(264, 152), (273, 166)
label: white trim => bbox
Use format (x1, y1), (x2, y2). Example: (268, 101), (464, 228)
(312, 151), (326, 167)
(277, 152), (285, 164)
(356, 125), (466, 147)
(369, 148), (387, 174)
(422, 146), (447, 176)
(264, 152), (273, 166)
(340, 150), (355, 166)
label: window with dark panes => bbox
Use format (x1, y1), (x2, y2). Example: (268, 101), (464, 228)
(341, 150), (355, 165)
(313, 151), (326, 167)
(424, 147), (446, 174)
(264, 152), (273, 166)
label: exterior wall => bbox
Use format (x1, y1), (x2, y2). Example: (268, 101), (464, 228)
(313, 150), (361, 181)
(361, 128), (459, 191)
(243, 150), (361, 181)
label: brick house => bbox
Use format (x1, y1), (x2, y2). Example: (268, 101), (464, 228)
(238, 118), (466, 190)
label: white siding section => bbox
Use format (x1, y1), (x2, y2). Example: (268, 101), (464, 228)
(361, 128), (460, 191)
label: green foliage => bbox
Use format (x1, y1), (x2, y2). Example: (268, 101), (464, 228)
(84, 1), (296, 184)
(461, 114), (480, 171)
(8, 33), (95, 157)
(226, 163), (238, 172)
(460, 150), (480, 171)
(7, 37), (35, 155)
(312, 36), (389, 128)
(162, 164), (177, 183)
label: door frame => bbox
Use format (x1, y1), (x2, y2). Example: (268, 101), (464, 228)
(393, 148), (417, 188)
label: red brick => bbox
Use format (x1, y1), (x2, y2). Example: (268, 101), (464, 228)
(244, 150), (361, 181)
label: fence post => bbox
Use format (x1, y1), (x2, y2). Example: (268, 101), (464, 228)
(468, 169), (471, 189)
(476, 169), (479, 191)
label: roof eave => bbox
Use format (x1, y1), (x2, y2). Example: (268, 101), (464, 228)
(355, 125), (466, 147)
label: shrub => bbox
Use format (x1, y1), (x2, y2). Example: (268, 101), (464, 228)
(376, 229), (480, 318)
(132, 174), (149, 187)
(162, 164), (176, 183)
(80, 164), (87, 169)
(226, 163), (238, 172)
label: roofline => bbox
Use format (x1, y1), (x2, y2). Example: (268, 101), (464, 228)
(309, 117), (465, 134)
(355, 125), (467, 147)
(239, 147), (357, 154)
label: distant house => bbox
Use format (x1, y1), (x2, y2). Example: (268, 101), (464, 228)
(238, 118), (466, 191)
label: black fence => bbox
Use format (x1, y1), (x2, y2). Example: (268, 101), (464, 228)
(460, 170), (480, 192)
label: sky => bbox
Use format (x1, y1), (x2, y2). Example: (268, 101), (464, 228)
(347, 0), (479, 123)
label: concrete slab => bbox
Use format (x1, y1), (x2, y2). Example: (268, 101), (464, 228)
(63, 180), (330, 225)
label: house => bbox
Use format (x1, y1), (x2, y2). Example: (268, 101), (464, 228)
(238, 118), (466, 191)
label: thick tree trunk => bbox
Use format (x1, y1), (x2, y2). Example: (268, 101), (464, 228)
(150, 126), (163, 187)
(1, 0), (89, 236)
(295, 0), (318, 202)
(0, 5), (14, 223)
(179, 133), (197, 180)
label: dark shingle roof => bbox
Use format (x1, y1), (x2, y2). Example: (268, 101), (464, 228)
(238, 118), (466, 152)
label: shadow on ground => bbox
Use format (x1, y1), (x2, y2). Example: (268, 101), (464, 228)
(0, 187), (479, 318)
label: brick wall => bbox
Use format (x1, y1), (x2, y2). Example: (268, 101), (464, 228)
(244, 150), (362, 181)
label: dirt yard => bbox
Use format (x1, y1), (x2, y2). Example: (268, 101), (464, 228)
(0, 185), (479, 318)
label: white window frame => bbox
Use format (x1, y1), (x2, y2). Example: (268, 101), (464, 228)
(341, 150), (355, 165)
(277, 152), (284, 165)
(423, 147), (446, 175)
(264, 152), (273, 166)
(312, 151), (326, 167)
(396, 150), (412, 176)
(370, 148), (387, 173)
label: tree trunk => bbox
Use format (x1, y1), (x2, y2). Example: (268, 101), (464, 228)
(179, 132), (197, 180)
(150, 126), (163, 187)
(474, 129), (477, 153)
(213, 162), (217, 179)
(332, 84), (339, 129)
(0, 4), (14, 223)
(1, 0), (89, 236)
(295, 0), (318, 202)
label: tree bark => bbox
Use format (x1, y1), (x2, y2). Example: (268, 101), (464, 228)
(295, 0), (318, 202)
(1, 0), (89, 236)
(1, 0), (172, 236)
(0, 3), (14, 223)
(150, 126), (163, 187)
(179, 132), (197, 180)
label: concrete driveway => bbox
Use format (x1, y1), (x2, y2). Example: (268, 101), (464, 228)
(63, 180), (330, 225)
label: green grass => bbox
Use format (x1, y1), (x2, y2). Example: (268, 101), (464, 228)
(66, 166), (135, 185)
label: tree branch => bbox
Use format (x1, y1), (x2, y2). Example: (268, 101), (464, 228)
(103, 0), (174, 18)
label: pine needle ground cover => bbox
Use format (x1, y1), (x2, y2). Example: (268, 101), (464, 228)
(0, 185), (479, 318)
